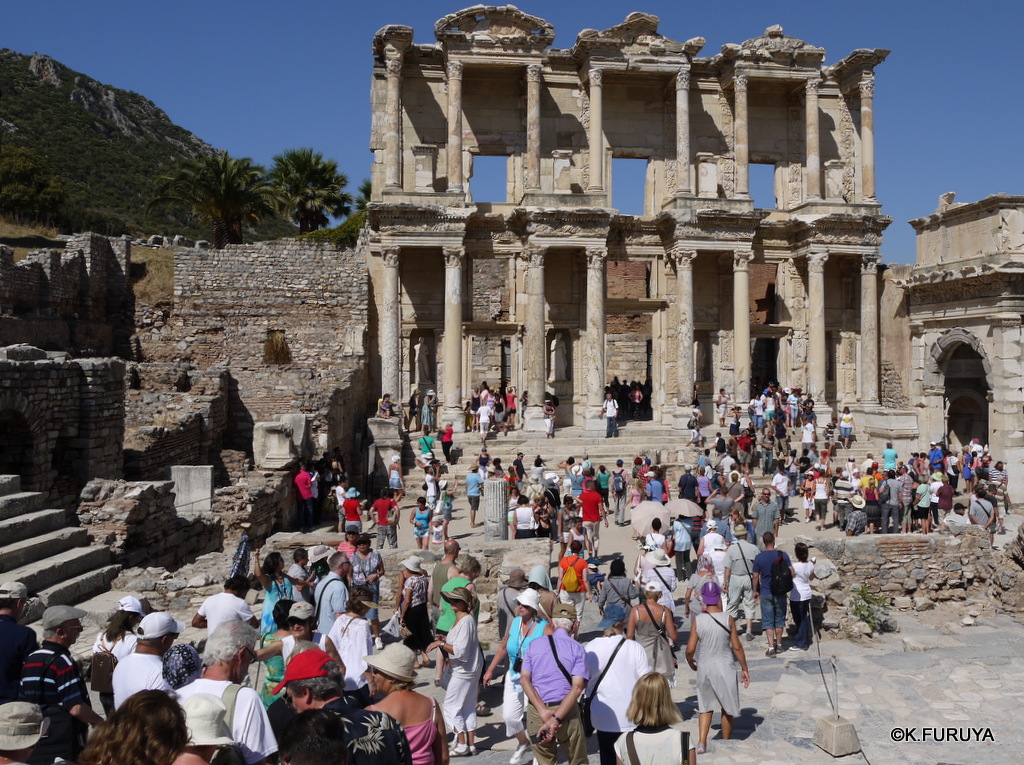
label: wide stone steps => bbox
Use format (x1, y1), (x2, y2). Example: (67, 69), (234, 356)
(0, 475), (121, 619)
(0, 527), (91, 574)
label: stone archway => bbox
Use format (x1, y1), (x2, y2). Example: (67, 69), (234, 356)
(946, 389), (988, 450)
(923, 328), (992, 390)
(924, 329), (991, 448)
(0, 409), (35, 488)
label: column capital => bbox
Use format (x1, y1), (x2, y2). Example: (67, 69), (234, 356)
(522, 244), (546, 268)
(526, 64), (542, 83)
(667, 246), (696, 270)
(806, 248), (828, 272)
(734, 74), (748, 94)
(586, 246), (607, 270)
(382, 246), (401, 267)
(385, 57), (403, 77)
(443, 246), (464, 268)
(589, 67), (603, 87)
(860, 255), (880, 275)
(805, 77), (819, 97)
(859, 74), (875, 99)
(676, 67), (690, 91)
(446, 60), (463, 80)
(732, 248), (754, 271)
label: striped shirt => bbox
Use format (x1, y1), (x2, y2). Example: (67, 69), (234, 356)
(19, 642), (91, 711)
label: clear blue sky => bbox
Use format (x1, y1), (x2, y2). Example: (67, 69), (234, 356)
(6, 0), (1024, 263)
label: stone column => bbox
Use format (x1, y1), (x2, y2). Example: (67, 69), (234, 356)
(670, 247), (696, 419)
(585, 246), (608, 412)
(380, 247), (401, 398)
(384, 56), (403, 189)
(807, 248), (828, 400)
(732, 248), (753, 398)
(522, 246), (547, 431)
(446, 61), (464, 193)
(442, 247), (465, 429)
(733, 75), (749, 198)
(483, 478), (510, 541)
(860, 75), (876, 202)
(859, 256), (880, 404)
(587, 68), (604, 192)
(805, 78), (821, 201)
(675, 68), (692, 194)
(525, 64), (542, 191)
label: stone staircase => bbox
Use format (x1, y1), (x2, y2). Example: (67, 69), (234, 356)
(0, 475), (120, 621)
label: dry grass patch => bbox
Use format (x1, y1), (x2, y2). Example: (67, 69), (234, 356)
(0, 219), (64, 262)
(131, 246), (174, 305)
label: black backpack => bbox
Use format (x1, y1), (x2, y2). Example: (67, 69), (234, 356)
(770, 553), (794, 596)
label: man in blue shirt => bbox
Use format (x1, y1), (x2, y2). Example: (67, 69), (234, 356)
(520, 603), (588, 765)
(751, 532), (794, 658)
(928, 442), (945, 473)
(465, 470), (483, 528)
(882, 442), (899, 471)
(0, 582), (36, 703)
(645, 472), (665, 504)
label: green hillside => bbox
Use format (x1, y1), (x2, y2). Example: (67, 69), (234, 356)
(0, 49), (295, 240)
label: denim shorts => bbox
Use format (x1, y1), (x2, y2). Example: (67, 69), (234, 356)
(760, 592), (789, 630)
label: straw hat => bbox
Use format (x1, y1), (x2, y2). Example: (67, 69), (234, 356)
(441, 586), (477, 611)
(0, 702), (48, 750)
(364, 642), (416, 683)
(645, 548), (672, 568)
(181, 694), (235, 747)
(850, 495), (867, 509)
(309, 545), (332, 565)
(401, 557), (423, 573)
(506, 568), (529, 589)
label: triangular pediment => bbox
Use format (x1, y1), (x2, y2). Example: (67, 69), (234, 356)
(573, 12), (704, 59)
(434, 5), (554, 49)
(728, 24), (825, 67)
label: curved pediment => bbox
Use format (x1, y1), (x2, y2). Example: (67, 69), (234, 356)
(727, 24), (825, 66)
(574, 12), (705, 58)
(434, 5), (554, 50)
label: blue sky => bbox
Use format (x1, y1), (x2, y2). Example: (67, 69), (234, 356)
(6, 0), (1024, 263)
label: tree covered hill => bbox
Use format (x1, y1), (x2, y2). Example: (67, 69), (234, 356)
(0, 49), (294, 239)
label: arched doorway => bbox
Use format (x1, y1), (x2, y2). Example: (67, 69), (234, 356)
(942, 344), (990, 449)
(0, 410), (34, 487)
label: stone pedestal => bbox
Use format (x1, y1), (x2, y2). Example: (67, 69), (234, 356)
(366, 417), (403, 487)
(813, 716), (861, 757)
(253, 414), (311, 469)
(483, 478), (509, 542)
(169, 465), (213, 514)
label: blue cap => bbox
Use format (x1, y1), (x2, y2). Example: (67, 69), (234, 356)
(616, 459), (624, 466)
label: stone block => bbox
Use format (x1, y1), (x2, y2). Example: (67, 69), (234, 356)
(813, 716), (860, 757)
(170, 465), (213, 513)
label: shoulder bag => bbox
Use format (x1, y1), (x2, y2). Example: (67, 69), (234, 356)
(580, 637), (625, 737)
(547, 636), (589, 734)
(640, 600), (678, 667)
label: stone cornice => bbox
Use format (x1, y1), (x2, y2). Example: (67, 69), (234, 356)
(509, 207), (612, 239)
(367, 203), (471, 235)
(909, 193), (1024, 232)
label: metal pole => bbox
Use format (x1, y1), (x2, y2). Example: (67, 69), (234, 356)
(832, 657), (839, 720)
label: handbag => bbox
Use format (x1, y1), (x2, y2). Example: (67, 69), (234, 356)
(581, 637), (626, 737)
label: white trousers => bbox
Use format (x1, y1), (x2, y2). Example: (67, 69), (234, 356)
(443, 673), (479, 734)
(502, 675), (526, 736)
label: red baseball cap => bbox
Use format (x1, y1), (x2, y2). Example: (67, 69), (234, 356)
(271, 648), (332, 695)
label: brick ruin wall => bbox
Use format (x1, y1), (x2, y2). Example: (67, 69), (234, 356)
(77, 479), (222, 569)
(0, 234), (132, 356)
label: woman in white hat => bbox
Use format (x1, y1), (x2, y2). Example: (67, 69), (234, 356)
(640, 548), (677, 612)
(481, 588), (548, 765)
(428, 587), (482, 757)
(179, 694), (235, 764)
(399, 557), (433, 668)
(626, 582), (678, 686)
(389, 456), (405, 505)
(91, 596), (145, 714)
(367, 644), (449, 765)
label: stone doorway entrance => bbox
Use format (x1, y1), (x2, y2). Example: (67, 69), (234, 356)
(942, 344), (990, 448)
(0, 409), (34, 489)
(752, 337), (779, 389)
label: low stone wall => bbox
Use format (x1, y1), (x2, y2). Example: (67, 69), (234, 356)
(77, 478), (222, 569)
(212, 470), (296, 544)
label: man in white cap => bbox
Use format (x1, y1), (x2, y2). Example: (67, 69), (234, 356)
(19, 606), (103, 763)
(112, 611), (183, 708)
(0, 701), (47, 763)
(0, 582), (36, 704)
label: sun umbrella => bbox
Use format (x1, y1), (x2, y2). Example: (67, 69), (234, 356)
(630, 500), (670, 539)
(665, 498), (704, 518)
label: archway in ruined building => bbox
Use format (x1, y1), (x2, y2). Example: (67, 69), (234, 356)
(0, 410), (34, 487)
(941, 343), (990, 449)
(946, 390), (988, 450)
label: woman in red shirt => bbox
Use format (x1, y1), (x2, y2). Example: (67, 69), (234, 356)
(440, 422), (455, 465)
(338, 487), (364, 533)
(373, 489), (399, 549)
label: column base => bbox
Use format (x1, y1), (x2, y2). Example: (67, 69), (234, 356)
(523, 408), (548, 433)
(441, 406), (466, 432)
(583, 416), (606, 436)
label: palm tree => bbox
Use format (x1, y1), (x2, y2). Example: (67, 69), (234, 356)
(148, 153), (278, 249)
(354, 178), (372, 213)
(269, 148), (352, 234)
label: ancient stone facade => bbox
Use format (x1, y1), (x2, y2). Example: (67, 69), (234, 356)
(366, 7), (890, 431)
(0, 345), (124, 506)
(0, 234), (132, 357)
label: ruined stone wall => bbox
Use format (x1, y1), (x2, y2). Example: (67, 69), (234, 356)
(77, 478), (222, 569)
(171, 240), (368, 457)
(0, 235), (131, 356)
(212, 470), (295, 544)
(879, 265), (911, 409)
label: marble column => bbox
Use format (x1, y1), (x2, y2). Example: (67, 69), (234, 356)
(380, 246), (401, 398)
(805, 78), (821, 201)
(732, 248), (753, 398)
(525, 64), (542, 191)
(384, 57), (403, 189)
(446, 61), (464, 193)
(442, 247), (465, 429)
(670, 247), (696, 414)
(585, 246), (607, 411)
(860, 256), (880, 404)
(522, 246), (547, 430)
(807, 248), (829, 400)
(733, 75), (749, 198)
(587, 68), (604, 192)
(675, 68), (692, 194)
(860, 75), (876, 202)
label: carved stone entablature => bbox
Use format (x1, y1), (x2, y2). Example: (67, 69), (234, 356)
(718, 25), (825, 69)
(368, 203), (471, 235)
(656, 209), (765, 245)
(826, 48), (890, 94)
(434, 6), (555, 52)
(798, 213), (892, 248)
(908, 273), (1023, 307)
(372, 25), (414, 62)
(571, 12), (704, 62)
(610, 216), (662, 246)
(509, 207), (612, 239)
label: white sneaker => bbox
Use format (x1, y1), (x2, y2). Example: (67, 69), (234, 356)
(374, 637), (384, 650)
(451, 743), (470, 757)
(510, 743), (532, 765)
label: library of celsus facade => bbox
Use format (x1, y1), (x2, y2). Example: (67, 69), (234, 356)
(364, 6), (891, 432)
